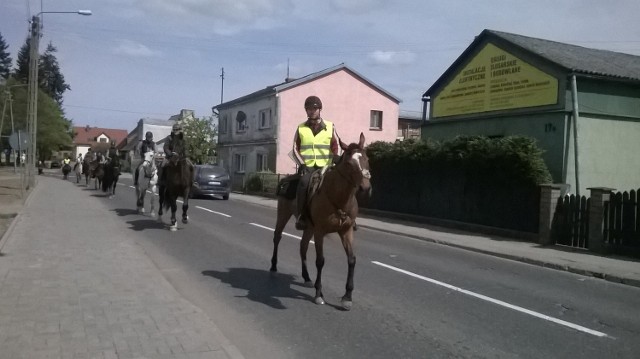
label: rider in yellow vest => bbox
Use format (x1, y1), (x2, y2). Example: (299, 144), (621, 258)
(292, 95), (341, 230)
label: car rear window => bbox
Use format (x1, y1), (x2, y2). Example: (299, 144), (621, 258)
(199, 167), (225, 176)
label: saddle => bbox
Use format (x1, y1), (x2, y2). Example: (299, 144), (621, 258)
(276, 174), (300, 199)
(306, 168), (327, 202)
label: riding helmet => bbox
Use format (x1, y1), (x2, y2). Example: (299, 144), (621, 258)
(145, 131), (153, 140)
(304, 96), (322, 109)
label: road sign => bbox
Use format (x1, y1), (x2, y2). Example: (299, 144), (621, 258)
(9, 131), (30, 150)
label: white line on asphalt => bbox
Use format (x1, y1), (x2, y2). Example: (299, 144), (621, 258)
(372, 261), (611, 338)
(196, 206), (232, 218)
(250, 223), (306, 240)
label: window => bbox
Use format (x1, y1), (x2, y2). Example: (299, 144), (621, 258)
(370, 110), (383, 130)
(258, 108), (271, 129)
(219, 114), (228, 134)
(234, 153), (246, 173)
(256, 153), (268, 172)
(99, 137), (108, 143)
(236, 111), (247, 132)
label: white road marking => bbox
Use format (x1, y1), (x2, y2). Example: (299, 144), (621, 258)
(250, 223), (309, 241)
(196, 206), (232, 218)
(372, 261), (611, 338)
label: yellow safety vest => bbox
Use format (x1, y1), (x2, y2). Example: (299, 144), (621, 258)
(63, 158), (70, 165)
(298, 120), (333, 167)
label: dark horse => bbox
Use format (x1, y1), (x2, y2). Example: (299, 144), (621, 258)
(158, 153), (194, 231)
(62, 163), (71, 180)
(270, 132), (371, 310)
(101, 158), (120, 198)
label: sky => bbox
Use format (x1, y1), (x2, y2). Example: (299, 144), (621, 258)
(1, 0), (639, 131)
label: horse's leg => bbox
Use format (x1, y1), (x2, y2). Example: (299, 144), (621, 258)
(270, 198), (294, 272)
(181, 188), (189, 224)
(149, 185), (157, 218)
(300, 229), (313, 286)
(136, 186), (144, 213)
(313, 233), (326, 305)
(169, 195), (178, 231)
(339, 230), (356, 311)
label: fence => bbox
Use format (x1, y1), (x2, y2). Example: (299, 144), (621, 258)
(540, 186), (640, 257)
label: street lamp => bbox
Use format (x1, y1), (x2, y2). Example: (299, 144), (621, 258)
(26, 9), (91, 187)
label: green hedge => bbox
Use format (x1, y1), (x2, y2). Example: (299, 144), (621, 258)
(365, 136), (552, 233)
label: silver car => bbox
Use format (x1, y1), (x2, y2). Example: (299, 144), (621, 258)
(190, 165), (231, 200)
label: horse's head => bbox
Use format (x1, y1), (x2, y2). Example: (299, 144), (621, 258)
(339, 132), (372, 194)
(143, 151), (155, 164)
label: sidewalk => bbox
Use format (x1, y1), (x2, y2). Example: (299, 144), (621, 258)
(229, 193), (640, 289)
(0, 172), (243, 359)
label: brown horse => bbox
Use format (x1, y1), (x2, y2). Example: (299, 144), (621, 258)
(270, 132), (371, 310)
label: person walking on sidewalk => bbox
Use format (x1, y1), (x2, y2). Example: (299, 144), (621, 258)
(292, 95), (342, 230)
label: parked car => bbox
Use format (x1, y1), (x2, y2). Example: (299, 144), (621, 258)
(50, 160), (61, 168)
(190, 164), (231, 200)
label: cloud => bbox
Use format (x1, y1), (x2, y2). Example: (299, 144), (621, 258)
(113, 40), (161, 57)
(368, 50), (416, 66)
(328, 0), (388, 14)
(138, 0), (293, 34)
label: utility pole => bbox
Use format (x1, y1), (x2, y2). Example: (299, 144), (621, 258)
(26, 15), (41, 188)
(220, 67), (224, 104)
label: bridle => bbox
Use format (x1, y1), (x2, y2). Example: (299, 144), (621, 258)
(335, 151), (371, 188)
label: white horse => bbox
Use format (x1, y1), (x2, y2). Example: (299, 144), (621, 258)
(135, 151), (159, 217)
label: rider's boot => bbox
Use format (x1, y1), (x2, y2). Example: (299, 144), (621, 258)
(134, 165), (140, 186)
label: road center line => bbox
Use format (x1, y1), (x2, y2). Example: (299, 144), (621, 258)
(196, 206), (232, 217)
(372, 261), (610, 338)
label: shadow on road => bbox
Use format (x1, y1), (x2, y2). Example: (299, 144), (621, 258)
(202, 268), (330, 310)
(126, 218), (166, 231)
(112, 208), (139, 217)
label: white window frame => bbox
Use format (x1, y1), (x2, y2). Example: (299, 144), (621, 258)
(234, 153), (246, 173)
(258, 108), (271, 129)
(256, 152), (268, 172)
(370, 110), (383, 130)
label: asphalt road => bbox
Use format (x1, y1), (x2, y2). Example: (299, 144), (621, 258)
(68, 174), (640, 358)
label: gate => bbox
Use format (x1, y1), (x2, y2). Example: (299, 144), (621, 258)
(553, 194), (589, 249)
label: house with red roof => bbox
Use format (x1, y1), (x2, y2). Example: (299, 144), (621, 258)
(72, 125), (128, 160)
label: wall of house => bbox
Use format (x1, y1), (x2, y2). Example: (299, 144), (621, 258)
(216, 96), (279, 174)
(275, 70), (399, 174)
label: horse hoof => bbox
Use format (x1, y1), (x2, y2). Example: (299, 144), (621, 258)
(304, 281), (314, 288)
(182, 218), (188, 224)
(169, 225), (177, 232)
(138, 207), (145, 214)
(314, 297), (325, 305)
(341, 300), (353, 311)
(150, 212), (156, 218)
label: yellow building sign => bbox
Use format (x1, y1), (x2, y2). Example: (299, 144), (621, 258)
(433, 43), (558, 118)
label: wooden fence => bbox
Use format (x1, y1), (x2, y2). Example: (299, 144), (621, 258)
(546, 187), (640, 257)
(604, 189), (640, 255)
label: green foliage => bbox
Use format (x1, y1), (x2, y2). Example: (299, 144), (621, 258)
(367, 135), (552, 185)
(40, 42), (70, 105)
(0, 77), (73, 160)
(245, 174), (264, 192)
(0, 32), (12, 79)
(182, 115), (218, 165)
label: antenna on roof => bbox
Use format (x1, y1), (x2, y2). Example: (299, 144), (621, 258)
(285, 58), (296, 83)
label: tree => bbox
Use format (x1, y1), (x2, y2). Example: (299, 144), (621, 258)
(0, 32), (12, 80)
(40, 42), (70, 105)
(1, 77), (73, 161)
(182, 115), (218, 165)
(13, 37), (30, 84)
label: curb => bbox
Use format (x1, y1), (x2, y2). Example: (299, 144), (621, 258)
(0, 176), (38, 253)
